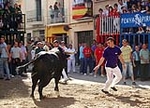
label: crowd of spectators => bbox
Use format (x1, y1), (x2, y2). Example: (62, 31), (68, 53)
(97, 0), (150, 34)
(0, 2), (22, 31)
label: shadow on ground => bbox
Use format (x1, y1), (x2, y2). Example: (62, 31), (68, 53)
(0, 76), (30, 99)
(33, 96), (75, 108)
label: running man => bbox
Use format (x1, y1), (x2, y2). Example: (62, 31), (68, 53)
(94, 37), (125, 94)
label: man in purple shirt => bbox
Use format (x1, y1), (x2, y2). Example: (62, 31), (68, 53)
(94, 37), (125, 94)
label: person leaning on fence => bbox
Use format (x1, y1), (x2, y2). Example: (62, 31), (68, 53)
(94, 37), (125, 94)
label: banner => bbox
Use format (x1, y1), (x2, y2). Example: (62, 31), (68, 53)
(120, 12), (150, 28)
(72, 0), (93, 19)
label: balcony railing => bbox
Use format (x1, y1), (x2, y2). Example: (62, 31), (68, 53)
(26, 10), (43, 23)
(96, 16), (120, 35)
(47, 8), (68, 24)
(0, 13), (26, 32)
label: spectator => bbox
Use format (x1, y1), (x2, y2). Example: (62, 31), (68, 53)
(94, 43), (105, 77)
(35, 42), (44, 55)
(139, 43), (149, 81)
(52, 40), (69, 83)
(137, 1), (142, 12)
(43, 41), (52, 51)
(137, 27), (144, 34)
(66, 44), (76, 73)
(118, 0), (127, 13)
(132, 45), (140, 79)
(26, 40), (32, 62)
(83, 43), (93, 75)
(113, 3), (120, 32)
(79, 43), (85, 74)
(19, 41), (27, 76)
(91, 39), (97, 69)
(103, 5), (109, 16)
(49, 5), (54, 23)
(131, 4), (138, 13)
(145, 5), (150, 14)
(0, 36), (11, 80)
(53, 2), (59, 22)
(121, 39), (136, 85)
(31, 45), (35, 60)
(10, 41), (22, 76)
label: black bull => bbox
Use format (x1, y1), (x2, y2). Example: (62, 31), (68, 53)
(17, 48), (69, 99)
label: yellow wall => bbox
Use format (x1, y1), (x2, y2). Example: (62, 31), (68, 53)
(46, 25), (69, 37)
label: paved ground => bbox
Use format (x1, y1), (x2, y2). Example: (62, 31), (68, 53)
(67, 66), (150, 89)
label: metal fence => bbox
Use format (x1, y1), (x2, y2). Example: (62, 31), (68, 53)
(98, 16), (120, 35)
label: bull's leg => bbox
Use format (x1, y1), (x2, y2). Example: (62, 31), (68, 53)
(54, 77), (60, 97)
(38, 82), (44, 100)
(38, 77), (51, 100)
(30, 75), (38, 98)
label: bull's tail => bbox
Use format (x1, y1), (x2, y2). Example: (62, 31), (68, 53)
(16, 60), (34, 73)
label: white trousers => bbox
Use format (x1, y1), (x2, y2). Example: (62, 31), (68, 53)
(62, 68), (68, 80)
(67, 58), (76, 73)
(104, 66), (122, 91)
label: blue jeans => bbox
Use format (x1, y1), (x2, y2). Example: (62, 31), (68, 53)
(1, 58), (10, 79)
(79, 58), (84, 73)
(0, 59), (4, 78)
(122, 62), (133, 77)
(84, 57), (92, 73)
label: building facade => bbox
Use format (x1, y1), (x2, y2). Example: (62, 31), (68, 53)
(45, 0), (118, 49)
(21, 0), (117, 48)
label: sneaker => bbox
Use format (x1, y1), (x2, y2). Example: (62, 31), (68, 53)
(101, 89), (109, 94)
(89, 73), (93, 75)
(94, 74), (97, 77)
(83, 73), (87, 76)
(10, 75), (15, 78)
(123, 82), (126, 85)
(111, 87), (117, 91)
(101, 74), (105, 77)
(132, 82), (136, 85)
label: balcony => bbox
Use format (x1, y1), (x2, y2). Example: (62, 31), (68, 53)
(47, 8), (68, 25)
(26, 10), (44, 25)
(0, 13), (26, 33)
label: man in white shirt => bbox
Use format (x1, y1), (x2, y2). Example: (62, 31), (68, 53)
(66, 44), (76, 73)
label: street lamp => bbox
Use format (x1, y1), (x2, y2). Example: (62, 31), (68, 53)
(84, 0), (92, 17)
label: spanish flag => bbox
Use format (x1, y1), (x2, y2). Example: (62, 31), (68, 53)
(72, 6), (88, 19)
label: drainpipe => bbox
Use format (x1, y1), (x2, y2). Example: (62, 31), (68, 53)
(92, 0), (95, 39)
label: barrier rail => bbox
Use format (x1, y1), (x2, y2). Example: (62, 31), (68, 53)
(120, 33), (150, 50)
